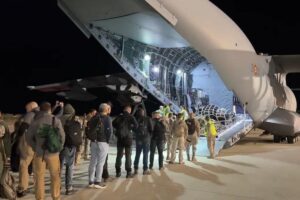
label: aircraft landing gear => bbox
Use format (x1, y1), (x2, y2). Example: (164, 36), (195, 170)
(287, 136), (298, 144)
(273, 135), (281, 143)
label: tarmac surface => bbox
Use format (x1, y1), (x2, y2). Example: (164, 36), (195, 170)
(18, 129), (300, 200)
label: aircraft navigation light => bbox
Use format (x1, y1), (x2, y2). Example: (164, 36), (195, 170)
(144, 54), (151, 61)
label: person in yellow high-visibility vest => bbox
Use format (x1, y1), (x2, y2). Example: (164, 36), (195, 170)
(204, 116), (217, 159)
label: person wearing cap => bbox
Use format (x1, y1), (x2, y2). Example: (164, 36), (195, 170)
(17, 101), (39, 197)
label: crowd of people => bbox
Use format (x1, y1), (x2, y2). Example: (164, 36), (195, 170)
(0, 101), (218, 200)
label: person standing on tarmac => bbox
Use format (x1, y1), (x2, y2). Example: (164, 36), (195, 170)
(113, 105), (138, 178)
(133, 108), (153, 175)
(205, 116), (217, 159)
(102, 102), (115, 182)
(165, 113), (174, 161)
(169, 113), (188, 165)
(59, 104), (82, 195)
(185, 112), (200, 162)
(0, 110), (11, 180)
(87, 103), (112, 189)
(149, 111), (167, 170)
(17, 101), (39, 198)
(26, 102), (65, 200)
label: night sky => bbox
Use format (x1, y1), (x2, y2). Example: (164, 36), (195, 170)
(1, 0), (300, 114)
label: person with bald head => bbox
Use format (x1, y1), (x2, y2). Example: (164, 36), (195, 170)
(17, 101), (39, 197)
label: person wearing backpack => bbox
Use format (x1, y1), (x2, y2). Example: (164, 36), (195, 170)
(26, 102), (65, 200)
(185, 112), (200, 162)
(133, 108), (153, 175)
(169, 113), (188, 164)
(86, 103), (112, 188)
(16, 101), (39, 198)
(149, 111), (167, 170)
(59, 104), (82, 195)
(113, 105), (138, 178)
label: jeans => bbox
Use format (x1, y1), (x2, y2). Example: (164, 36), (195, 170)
(115, 139), (132, 173)
(89, 142), (109, 183)
(134, 138), (150, 171)
(149, 139), (165, 169)
(60, 146), (76, 190)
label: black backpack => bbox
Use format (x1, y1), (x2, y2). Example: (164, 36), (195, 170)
(113, 115), (132, 139)
(136, 118), (148, 138)
(64, 119), (83, 147)
(186, 119), (196, 135)
(86, 117), (104, 141)
(153, 120), (166, 140)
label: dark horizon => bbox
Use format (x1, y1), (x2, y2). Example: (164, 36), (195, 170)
(1, 0), (300, 114)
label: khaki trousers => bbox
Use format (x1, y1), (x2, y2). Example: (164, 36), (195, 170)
(18, 135), (35, 191)
(170, 136), (185, 163)
(166, 135), (172, 159)
(34, 154), (61, 200)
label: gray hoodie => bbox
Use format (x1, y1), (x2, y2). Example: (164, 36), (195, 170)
(60, 104), (75, 127)
(26, 111), (65, 157)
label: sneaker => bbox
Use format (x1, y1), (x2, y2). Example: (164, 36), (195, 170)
(169, 161), (175, 164)
(126, 173), (134, 178)
(17, 190), (27, 198)
(116, 172), (121, 178)
(159, 166), (165, 170)
(88, 183), (95, 188)
(94, 183), (106, 189)
(143, 170), (151, 175)
(66, 188), (77, 195)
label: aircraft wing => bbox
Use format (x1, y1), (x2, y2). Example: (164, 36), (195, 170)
(27, 73), (133, 101)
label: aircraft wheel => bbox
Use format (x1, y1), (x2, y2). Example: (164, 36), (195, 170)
(287, 136), (295, 144)
(293, 136), (298, 143)
(273, 135), (281, 143)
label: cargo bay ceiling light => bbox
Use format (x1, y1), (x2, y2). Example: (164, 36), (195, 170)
(153, 66), (160, 73)
(144, 54), (151, 61)
(176, 69), (183, 75)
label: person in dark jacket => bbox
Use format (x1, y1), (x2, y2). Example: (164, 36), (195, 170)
(113, 105), (138, 178)
(88, 103), (112, 189)
(59, 104), (80, 195)
(149, 111), (167, 170)
(102, 102), (114, 182)
(133, 108), (153, 175)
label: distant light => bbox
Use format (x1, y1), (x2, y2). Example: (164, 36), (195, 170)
(144, 54), (151, 61)
(177, 69), (183, 75)
(153, 66), (160, 73)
